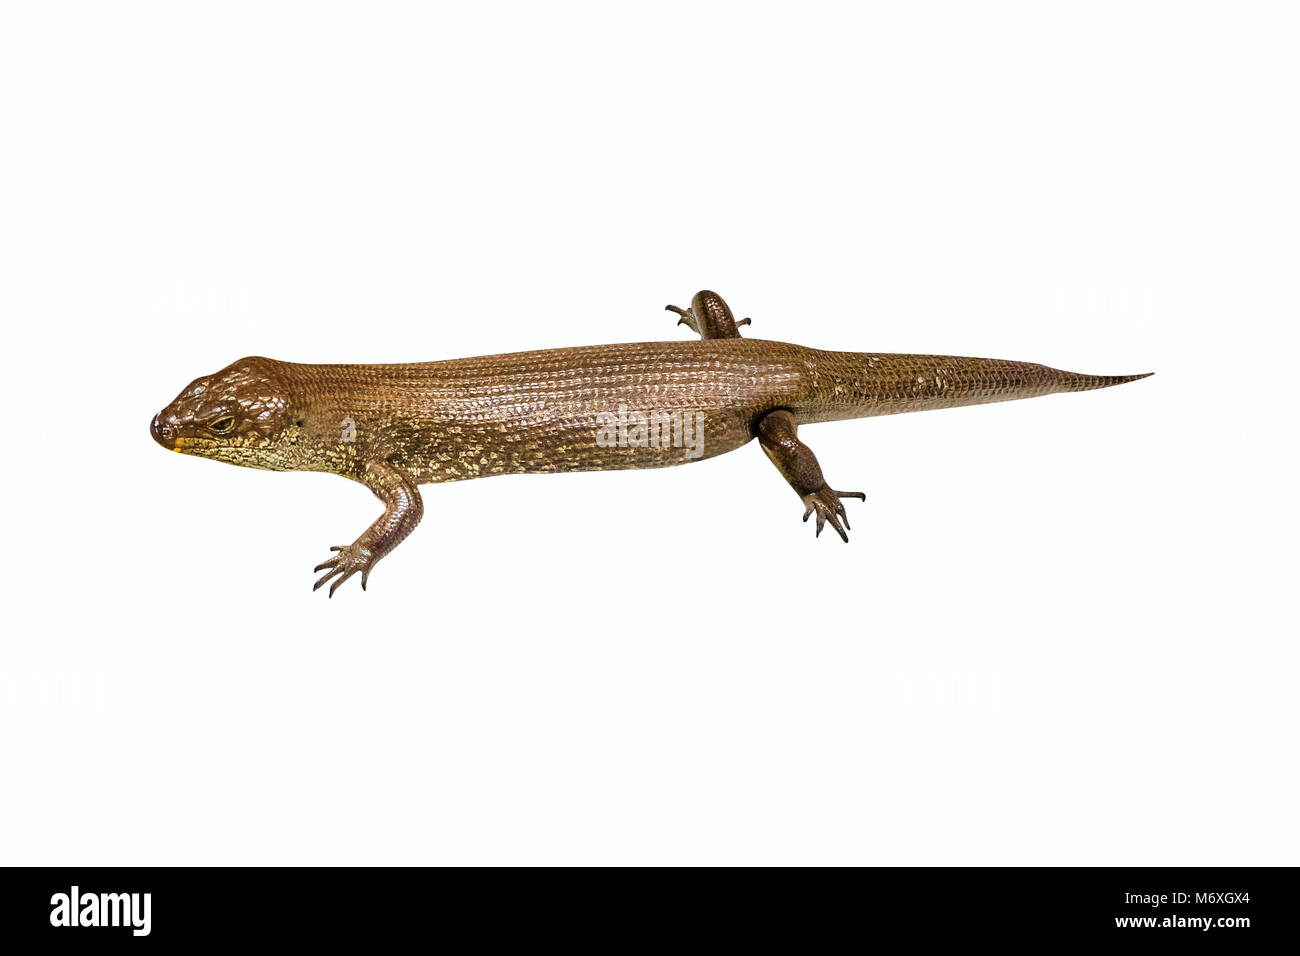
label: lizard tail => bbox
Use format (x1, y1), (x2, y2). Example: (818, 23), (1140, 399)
(797, 352), (1153, 423)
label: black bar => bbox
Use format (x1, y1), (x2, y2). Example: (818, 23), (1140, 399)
(0, 866), (1292, 945)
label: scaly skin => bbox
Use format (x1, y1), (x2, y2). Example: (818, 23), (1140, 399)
(151, 290), (1151, 595)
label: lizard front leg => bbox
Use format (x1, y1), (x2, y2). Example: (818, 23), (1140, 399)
(313, 457), (423, 596)
(757, 409), (865, 542)
(666, 289), (752, 339)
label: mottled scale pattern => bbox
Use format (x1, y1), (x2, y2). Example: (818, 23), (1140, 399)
(256, 339), (1146, 483)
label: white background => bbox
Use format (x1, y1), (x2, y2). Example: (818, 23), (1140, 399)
(2, 2), (1296, 866)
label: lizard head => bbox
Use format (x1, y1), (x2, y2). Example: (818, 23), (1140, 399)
(151, 357), (300, 469)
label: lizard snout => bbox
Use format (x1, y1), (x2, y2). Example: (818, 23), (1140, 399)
(150, 413), (176, 449)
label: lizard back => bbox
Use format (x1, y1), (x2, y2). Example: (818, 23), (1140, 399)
(263, 338), (1145, 482)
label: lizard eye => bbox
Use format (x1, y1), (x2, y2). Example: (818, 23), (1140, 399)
(209, 416), (236, 434)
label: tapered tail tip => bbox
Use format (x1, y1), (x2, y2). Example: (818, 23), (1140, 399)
(1078, 371), (1154, 390)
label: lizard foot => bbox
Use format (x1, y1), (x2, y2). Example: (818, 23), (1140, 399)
(666, 303), (702, 335)
(666, 303), (752, 336)
(801, 485), (867, 542)
(313, 544), (377, 597)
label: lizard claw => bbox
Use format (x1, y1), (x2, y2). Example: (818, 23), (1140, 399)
(312, 543), (376, 597)
(666, 304), (702, 335)
(801, 485), (866, 543)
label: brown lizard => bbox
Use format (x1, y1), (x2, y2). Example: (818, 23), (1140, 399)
(150, 290), (1151, 595)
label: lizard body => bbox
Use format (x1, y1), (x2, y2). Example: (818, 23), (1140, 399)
(151, 291), (1151, 594)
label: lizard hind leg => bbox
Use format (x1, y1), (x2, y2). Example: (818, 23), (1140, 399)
(757, 409), (865, 543)
(666, 290), (752, 339)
